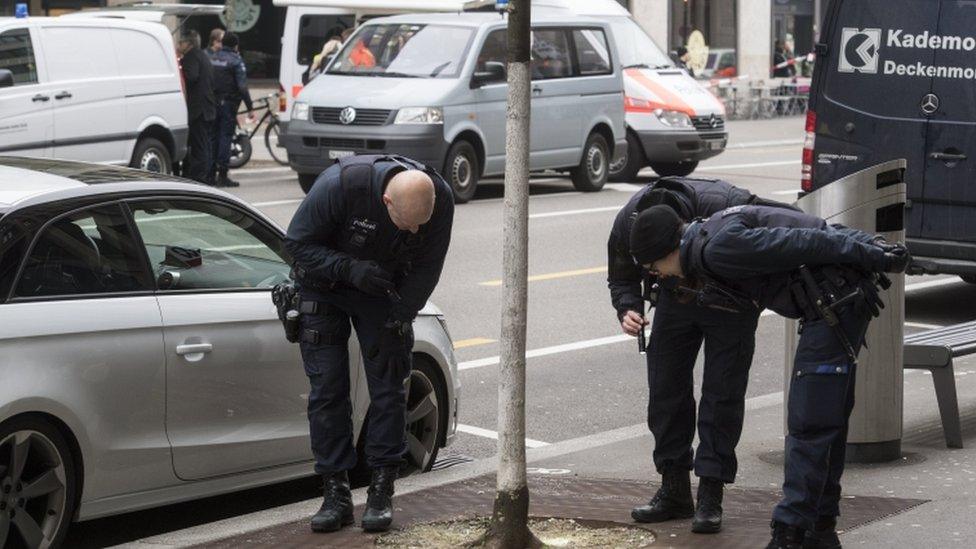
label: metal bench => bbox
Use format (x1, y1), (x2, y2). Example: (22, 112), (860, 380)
(903, 320), (976, 449)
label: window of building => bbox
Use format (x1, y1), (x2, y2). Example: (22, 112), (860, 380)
(669, 0), (738, 79)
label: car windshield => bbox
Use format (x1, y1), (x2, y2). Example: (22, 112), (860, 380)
(327, 23), (474, 78)
(608, 17), (673, 69)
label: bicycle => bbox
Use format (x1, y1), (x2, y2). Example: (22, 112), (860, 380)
(228, 93), (288, 169)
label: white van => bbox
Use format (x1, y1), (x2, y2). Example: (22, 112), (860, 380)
(0, 17), (187, 173)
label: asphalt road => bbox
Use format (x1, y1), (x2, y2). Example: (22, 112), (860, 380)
(65, 115), (976, 546)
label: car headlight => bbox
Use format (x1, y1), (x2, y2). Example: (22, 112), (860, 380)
(654, 109), (693, 128)
(395, 107), (444, 125)
(292, 102), (309, 121)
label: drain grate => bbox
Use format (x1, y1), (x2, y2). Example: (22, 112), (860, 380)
(431, 454), (475, 471)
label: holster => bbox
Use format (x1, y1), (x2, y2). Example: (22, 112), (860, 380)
(271, 280), (300, 343)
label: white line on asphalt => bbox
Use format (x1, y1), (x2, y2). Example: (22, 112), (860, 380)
(697, 160), (800, 172)
(457, 424), (550, 448)
(529, 205), (623, 219)
(905, 321), (945, 330)
(252, 198), (303, 207)
(773, 189), (802, 196)
(727, 139), (804, 149)
(234, 166), (292, 175)
(457, 277), (964, 371)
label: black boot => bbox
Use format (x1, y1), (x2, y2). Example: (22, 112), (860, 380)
(691, 477), (723, 533)
(803, 516), (841, 549)
(361, 466), (397, 532)
(310, 472), (354, 533)
(766, 520), (806, 549)
(215, 169), (240, 188)
(631, 468), (695, 523)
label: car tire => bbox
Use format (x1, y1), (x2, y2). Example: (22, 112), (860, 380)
(649, 160), (699, 178)
(130, 137), (172, 174)
(0, 416), (78, 549)
(299, 173), (318, 194)
(570, 133), (609, 192)
(444, 140), (479, 204)
(608, 131), (647, 183)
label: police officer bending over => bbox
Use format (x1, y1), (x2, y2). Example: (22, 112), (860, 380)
(609, 177), (796, 534)
(629, 204), (909, 549)
(285, 155), (454, 534)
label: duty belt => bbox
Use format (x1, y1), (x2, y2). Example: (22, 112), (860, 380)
(296, 298), (345, 345)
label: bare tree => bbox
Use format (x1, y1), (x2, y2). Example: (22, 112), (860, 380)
(481, 1), (538, 547)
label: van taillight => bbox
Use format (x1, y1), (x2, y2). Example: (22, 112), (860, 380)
(278, 84), (287, 112)
(801, 110), (816, 192)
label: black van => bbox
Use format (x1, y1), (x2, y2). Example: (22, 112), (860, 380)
(804, 0), (976, 281)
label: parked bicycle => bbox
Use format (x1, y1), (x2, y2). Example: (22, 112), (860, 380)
(228, 93), (288, 168)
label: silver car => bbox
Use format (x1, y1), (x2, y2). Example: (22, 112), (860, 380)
(0, 157), (459, 548)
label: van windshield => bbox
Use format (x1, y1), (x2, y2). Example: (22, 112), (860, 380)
(327, 23), (475, 78)
(607, 17), (674, 69)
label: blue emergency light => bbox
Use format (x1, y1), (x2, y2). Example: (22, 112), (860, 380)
(15, 3), (28, 18)
(496, 0), (509, 10)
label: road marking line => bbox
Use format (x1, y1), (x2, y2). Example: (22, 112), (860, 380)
(458, 277), (964, 371)
(905, 321), (945, 330)
(773, 189), (802, 196)
(234, 167), (293, 175)
(453, 337), (496, 350)
(727, 139), (804, 149)
(457, 424), (550, 448)
(252, 198), (303, 207)
(479, 266), (606, 287)
(530, 205), (622, 219)
(698, 160), (800, 172)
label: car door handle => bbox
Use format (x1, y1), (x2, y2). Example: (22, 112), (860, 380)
(532, 86), (543, 95)
(930, 151), (967, 162)
(31, 94), (49, 102)
(54, 91), (72, 100)
(176, 343), (214, 356)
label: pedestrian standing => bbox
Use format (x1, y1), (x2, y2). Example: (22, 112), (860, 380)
(629, 204), (909, 549)
(210, 32), (253, 188)
(284, 155), (454, 535)
(176, 30), (215, 185)
(609, 177), (797, 534)
(206, 28), (224, 59)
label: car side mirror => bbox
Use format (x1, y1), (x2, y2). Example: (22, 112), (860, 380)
(157, 270), (181, 290)
(471, 61), (506, 88)
(0, 69), (14, 89)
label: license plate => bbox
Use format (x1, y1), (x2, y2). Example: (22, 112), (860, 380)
(328, 150), (355, 160)
(705, 139), (725, 151)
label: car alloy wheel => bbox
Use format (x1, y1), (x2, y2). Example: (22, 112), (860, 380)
(0, 430), (69, 549)
(403, 368), (441, 475)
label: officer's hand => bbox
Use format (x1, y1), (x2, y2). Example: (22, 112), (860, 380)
(882, 243), (911, 273)
(620, 310), (647, 337)
(369, 320), (414, 367)
(346, 260), (395, 296)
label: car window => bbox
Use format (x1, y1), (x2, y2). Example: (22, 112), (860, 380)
(328, 23), (475, 78)
(573, 29), (612, 76)
(0, 216), (28, 301)
(129, 199), (290, 291)
(531, 29), (572, 80)
(15, 204), (152, 298)
(298, 14), (355, 65)
(476, 28), (507, 76)
(0, 28), (39, 85)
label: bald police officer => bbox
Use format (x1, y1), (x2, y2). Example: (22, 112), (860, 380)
(285, 155), (454, 534)
(629, 204), (908, 549)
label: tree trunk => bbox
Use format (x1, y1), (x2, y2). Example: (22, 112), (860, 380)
(481, 1), (538, 548)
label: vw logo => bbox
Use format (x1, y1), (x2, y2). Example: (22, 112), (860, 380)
(339, 106), (357, 125)
(920, 94), (940, 115)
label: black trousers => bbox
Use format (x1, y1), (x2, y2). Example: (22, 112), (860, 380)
(185, 116), (213, 184)
(298, 286), (412, 474)
(645, 291), (760, 482)
(773, 301), (871, 531)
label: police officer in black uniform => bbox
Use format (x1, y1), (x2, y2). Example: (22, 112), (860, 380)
(285, 155), (454, 534)
(629, 204), (909, 549)
(209, 32), (253, 188)
(609, 177), (797, 534)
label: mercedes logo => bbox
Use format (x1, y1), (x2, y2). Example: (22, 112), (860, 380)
(920, 94), (940, 116)
(709, 114), (719, 128)
(339, 106), (357, 125)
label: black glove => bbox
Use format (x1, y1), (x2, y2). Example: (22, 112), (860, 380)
(858, 278), (885, 318)
(369, 320), (414, 367)
(345, 260), (394, 296)
(882, 244), (911, 273)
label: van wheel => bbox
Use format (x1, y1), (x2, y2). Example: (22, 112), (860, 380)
(131, 137), (172, 174)
(571, 133), (609, 192)
(444, 141), (479, 204)
(0, 417), (78, 549)
(298, 173), (318, 194)
(609, 132), (647, 182)
(650, 161), (699, 177)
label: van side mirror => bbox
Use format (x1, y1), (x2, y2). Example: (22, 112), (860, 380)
(0, 69), (14, 89)
(471, 61), (506, 88)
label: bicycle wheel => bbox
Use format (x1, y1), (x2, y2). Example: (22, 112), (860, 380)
(265, 118), (289, 166)
(228, 131), (252, 169)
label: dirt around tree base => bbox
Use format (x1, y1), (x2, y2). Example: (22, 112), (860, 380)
(376, 517), (655, 548)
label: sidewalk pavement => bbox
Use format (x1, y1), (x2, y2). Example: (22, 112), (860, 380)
(118, 345), (976, 548)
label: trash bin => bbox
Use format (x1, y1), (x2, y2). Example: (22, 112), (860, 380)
(784, 159), (907, 463)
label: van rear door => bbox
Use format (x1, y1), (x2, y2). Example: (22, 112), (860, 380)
(810, 0), (940, 239)
(917, 1), (976, 246)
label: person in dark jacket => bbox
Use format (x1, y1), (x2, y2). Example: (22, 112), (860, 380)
(285, 155), (454, 535)
(629, 204), (909, 549)
(176, 30), (215, 184)
(210, 32), (254, 188)
(610, 177), (796, 534)
(773, 39), (797, 78)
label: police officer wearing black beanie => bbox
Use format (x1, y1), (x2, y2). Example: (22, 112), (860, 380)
(607, 177), (797, 535)
(629, 203), (909, 549)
